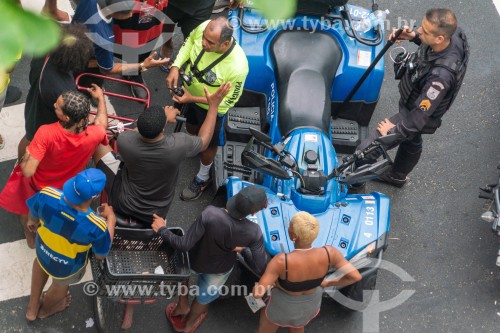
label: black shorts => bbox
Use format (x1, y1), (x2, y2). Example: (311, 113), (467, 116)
(165, 3), (213, 38)
(95, 151), (122, 199)
(184, 103), (224, 147)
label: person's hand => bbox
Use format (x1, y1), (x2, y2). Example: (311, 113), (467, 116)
(233, 246), (244, 253)
(98, 203), (115, 219)
(166, 66), (179, 90)
(27, 217), (39, 233)
(86, 83), (104, 101)
(143, 51), (170, 69)
(377, 118), (395, 136)
(205, 82), (231, 110)
(229, 0), (244, 10)
(389, 26), (416, 42)
(20, 148), (30, 164)
(152, 214), (167, 233)
(172, 87), (194, 104)
(164, 105), (180, 124)
(252, 284), (265, 299)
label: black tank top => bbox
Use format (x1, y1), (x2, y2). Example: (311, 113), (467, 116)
(277, 246), (331, 292)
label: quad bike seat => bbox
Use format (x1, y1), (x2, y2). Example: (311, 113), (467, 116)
(272, 31), (342, 136)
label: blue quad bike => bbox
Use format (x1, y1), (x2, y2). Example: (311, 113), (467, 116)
(208, 0), (403, 308)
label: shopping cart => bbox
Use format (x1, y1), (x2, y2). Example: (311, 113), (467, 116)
(89, 227), (190, 333)
(75, 74), (190, 332)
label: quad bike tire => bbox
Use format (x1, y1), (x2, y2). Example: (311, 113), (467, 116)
(220, 261), (259, 300)
(93, 295), (125, 333)
(337, 270), (378, 311)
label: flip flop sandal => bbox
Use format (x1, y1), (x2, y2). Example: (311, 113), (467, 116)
(165, 302), (185, 332)
(186, 312), (207, 333)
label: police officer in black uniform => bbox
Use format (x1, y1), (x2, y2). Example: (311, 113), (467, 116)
(357, 8), (469, 188)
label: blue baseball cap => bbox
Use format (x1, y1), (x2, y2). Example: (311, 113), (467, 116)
(63, 169), (106, 204)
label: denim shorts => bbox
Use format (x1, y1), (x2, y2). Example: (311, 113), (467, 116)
(193, 268), (233, 305)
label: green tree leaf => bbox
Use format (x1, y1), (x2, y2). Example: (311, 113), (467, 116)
(0, 0), (61, 69)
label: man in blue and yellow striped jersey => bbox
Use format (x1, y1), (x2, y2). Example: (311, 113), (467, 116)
(25, 168), (117, 321)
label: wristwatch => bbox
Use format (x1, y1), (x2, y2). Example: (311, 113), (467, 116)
(140, 62), (148, 72)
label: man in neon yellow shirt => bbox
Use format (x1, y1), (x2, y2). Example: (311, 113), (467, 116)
(166, 17), (249, 201)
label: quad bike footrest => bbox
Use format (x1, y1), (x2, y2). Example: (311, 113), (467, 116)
(214, 142), (261, 189)
(225, 106), (262, 142)
(224, 162), (253, 175)
(332, 118), (364, 154)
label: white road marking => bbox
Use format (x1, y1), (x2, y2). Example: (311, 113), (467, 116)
(0, 103), (25, 163)
(58, 0), (75, 16)
(0, 239), (92, 302)
(494, 0), (500, 16)
(20, 0), (74, 16)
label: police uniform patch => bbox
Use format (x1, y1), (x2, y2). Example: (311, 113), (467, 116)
(426, 86), (441, 100)
(420, 99), (431, 112)
(205, 70), (217, 84)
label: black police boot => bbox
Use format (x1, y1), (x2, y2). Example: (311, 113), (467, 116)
(374, 172), (408, 188)
(391, 143), (422, 179)
(124, 74), (148, 100)
(348, 183), (367, 194)
(375, 144), (422, 188)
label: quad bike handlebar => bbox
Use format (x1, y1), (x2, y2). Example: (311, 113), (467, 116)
(330, 133), (401, 179)
(243, 127), (402, 188)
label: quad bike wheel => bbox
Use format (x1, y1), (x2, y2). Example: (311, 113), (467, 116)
(337, 270), (378, 311)
(220, 261), (259, 300)
(93, 296), (125, 333)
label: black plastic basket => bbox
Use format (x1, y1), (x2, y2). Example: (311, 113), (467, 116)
(90, 227), (190, 299)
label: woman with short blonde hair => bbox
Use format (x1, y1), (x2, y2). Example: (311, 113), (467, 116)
(253, 211), (362, 333)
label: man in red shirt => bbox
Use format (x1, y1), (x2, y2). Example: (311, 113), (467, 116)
(0, 85), (109, 249)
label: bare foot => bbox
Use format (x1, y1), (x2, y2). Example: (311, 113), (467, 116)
(25, 303), (39, 322)
(26, 291), (46, 321)
(37, 292), (72, 319)
(42, 5), (70, 22)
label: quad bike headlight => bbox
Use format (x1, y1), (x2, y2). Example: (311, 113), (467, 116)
(481, 211), (495, 223)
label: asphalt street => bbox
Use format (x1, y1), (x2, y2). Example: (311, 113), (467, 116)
(0, 0), (499, 332)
